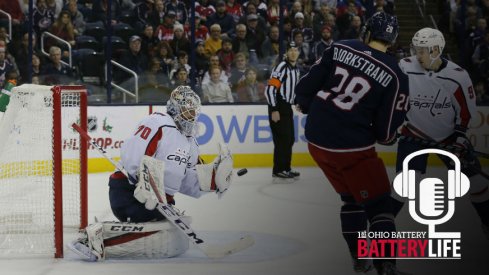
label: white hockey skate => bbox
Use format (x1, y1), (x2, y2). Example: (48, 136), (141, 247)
(68, 238), (99, 262)
(68, 223), (105, 261)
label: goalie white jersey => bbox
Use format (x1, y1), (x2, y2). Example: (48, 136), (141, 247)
(120, 112), (202, 198)
(399, 56), (477, 141)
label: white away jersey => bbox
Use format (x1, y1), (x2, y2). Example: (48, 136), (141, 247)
(399, 56), (477, 141)
(120, 112), (202, 198)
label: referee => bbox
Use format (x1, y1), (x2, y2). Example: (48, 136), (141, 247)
(265, 42), (300, 179)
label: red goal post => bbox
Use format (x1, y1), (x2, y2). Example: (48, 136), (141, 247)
(0, 84), (88, 258)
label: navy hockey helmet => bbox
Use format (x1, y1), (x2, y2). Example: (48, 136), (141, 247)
(362, 12), (399, 44)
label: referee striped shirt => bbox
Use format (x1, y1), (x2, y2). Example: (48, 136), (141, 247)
(264, 61), (300, 110)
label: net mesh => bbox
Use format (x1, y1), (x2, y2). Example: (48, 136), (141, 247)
(0, 84), (84, 255)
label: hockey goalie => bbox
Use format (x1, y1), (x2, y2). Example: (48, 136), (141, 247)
(69, 86), (234, 260)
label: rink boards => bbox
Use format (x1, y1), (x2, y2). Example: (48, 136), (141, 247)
(76, 105), (489, 173)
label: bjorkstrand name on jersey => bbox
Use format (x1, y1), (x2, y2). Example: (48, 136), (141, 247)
(332, 47), (393, 87)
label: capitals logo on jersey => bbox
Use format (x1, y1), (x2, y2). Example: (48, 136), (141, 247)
(410, 88), (452, 116)
(399, 56), (476, 141)
(167, 148), (191, 168)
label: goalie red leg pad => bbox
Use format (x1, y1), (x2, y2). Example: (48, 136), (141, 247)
(104, 231), (159, 247)
(308, 144), (390, 203)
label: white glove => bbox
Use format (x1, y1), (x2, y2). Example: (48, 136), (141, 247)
(214, 142), (233, 198)
(133, 156), (166, 210)
(196, 143), (234, 198)
(196, 162), (215, 192)
(134, 179), (158, 210)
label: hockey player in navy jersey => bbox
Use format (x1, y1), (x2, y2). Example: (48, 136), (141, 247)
(69, 86), (235, 261)
(391, 28), (489, 239)
(295, 12), (410, 275)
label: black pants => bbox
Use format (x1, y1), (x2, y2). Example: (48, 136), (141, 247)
(268, 98), (295, 174)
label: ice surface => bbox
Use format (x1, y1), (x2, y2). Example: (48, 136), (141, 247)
(0, 167), (488, 275)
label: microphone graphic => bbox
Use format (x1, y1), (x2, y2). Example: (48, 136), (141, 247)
(393, 149), (470, 238)
(418, 178), (445, 217)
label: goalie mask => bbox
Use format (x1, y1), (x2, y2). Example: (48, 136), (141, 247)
(166, 86), (201, 136)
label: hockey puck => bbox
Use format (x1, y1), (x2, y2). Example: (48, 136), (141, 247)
(237, 168), (248, 177)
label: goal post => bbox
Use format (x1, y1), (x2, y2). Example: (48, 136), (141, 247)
(0, 84), (88, 258)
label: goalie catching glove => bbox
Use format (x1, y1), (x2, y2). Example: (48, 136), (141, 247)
(197, 142), (234, 198)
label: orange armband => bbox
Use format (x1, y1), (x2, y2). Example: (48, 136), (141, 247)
(268, 78), (281, 89)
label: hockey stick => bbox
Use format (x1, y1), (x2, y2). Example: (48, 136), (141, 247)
(143, 164), (254, 258)
(398, 134), (489, 159)
(71, 123), (137, 183)
(398, 134), (489, 180)
(72, 123), (254, 258)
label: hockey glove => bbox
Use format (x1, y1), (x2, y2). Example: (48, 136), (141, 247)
(445, 128), (473, 157)
(134, 177), (158, 210)
(196, 143), (234, 198)
(214, 142), (234, 198)
(133, 156), (166, 210)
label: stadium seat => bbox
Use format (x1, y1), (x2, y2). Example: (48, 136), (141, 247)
(86, 83), (107, 104)
(113, 23), (136, 43)
(76, 35), (102, 52)
(72, 48), (95, 64)
(118, 10), (136, 26)
(102, 36), (127, 57)
(83, 21), (106, 42)
(76, 49), (105, 85)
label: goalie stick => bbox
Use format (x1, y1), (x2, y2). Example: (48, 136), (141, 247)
(398, 134), (489, 159)
(71, 123), (254, 258)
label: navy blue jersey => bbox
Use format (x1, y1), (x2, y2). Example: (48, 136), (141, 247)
(295, 40), (409, 151)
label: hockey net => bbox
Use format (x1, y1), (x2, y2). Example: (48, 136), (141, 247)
(0, 84), (88, 258)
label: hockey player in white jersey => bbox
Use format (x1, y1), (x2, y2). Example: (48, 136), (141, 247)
(392, 28), (489, 238)
(69, 86), (235, 260)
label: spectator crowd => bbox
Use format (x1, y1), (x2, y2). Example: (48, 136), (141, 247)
(437, 0), (489, 105)
(11, 0), (489, 106)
